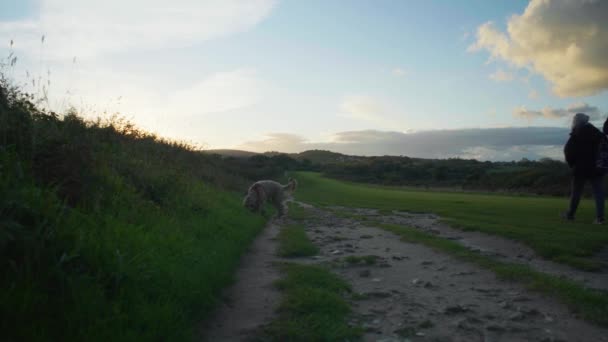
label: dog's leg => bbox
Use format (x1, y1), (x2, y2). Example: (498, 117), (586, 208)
(274, 199), (287, 217)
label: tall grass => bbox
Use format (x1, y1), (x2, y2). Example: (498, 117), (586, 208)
(0, 76), (274, 341)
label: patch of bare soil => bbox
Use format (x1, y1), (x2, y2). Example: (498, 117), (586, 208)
(329, 206), (608, 291)
(201, 204), (608, 342)
(306, 205), (608, 342)
(201, 220), (283, 341)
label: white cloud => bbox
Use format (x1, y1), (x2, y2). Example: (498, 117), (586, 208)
(340, 95), (385, 121)
(513, 103), (604, 121)
(392, 67), (406, 77)
(0, 0), (278, 60)
(339, 95), (405, 129)
(489, 69), (514, 82)
(240, 133), (307, 153)
(167, 68), (266, 115)
(0, 1), (277, 146)
(528, 89), (539, 99)
(469, 0), (608, 97)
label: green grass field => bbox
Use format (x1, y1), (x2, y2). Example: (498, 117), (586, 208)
(293, 172), (608, 271)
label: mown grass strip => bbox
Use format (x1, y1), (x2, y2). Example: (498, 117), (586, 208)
(276, 224), (319, 257)
(287, 201), (311, 221)
(260, 263), (362, 341)
(293, 172), (608, 271)
(377, 222), (608, 327)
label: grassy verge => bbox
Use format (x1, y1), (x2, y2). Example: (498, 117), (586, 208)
(277, 224), (319, 257)
(377, 222), (608, 327)
(287, 201), (311, 221)
(1, 143), (268, 342)
(293, 172), (608, 271)
(1, 80), (273, 341)
(260, 263), (362, 341)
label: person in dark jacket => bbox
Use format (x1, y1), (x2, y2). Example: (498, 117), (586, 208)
(563, 113), (606, 224)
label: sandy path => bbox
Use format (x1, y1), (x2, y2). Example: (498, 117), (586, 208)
(201, 203), (608, 341)
(201, 220), (282, 341)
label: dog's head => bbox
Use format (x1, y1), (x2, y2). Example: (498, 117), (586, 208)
(243, 183), (264, 212)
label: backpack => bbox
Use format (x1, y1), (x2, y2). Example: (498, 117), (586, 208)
(596, 135), (608, 169)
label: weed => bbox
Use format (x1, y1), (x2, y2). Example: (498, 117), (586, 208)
(260, 263), (362, 341)
(276, 224), (319, 257)
(344, 255), (379, 265)
(287, 201), (312, 221)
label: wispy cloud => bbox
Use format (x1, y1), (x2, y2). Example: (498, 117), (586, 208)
(240, 133), (306, 153)
(0, 1), (277, 145)
(513, 103), (604, 121)
(0, 0), (278, 60)
(167, 68), (267, 115)
(339, 95), (404, 129)
(392, 67), (406, 77)
(469, 0), (608, 97)
(488, 69), (514, 82)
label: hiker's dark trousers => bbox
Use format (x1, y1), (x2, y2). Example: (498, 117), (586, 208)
(567, 175), (605, 220)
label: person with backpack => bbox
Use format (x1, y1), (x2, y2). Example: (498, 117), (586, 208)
(563, 113), (608, 224)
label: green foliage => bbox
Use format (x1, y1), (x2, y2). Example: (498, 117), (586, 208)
(293, 172), (608, 271)
(287, 202), (311, 221)
(260, 263), (361, 341)
(276, 224), (319, 258)
(0, 78), (279, 341)
(321, 155), (574, 196)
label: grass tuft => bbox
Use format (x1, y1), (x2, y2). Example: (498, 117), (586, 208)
(260, 263), (362, 341)
(344, 255), (379, 265)
(276, 224), (319, 258)
(287, 201), (312, 221)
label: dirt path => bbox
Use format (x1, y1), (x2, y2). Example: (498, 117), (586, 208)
(201, 203), (608, 341)
(329, 206), (608, 291)
(201, 220), (282, 341)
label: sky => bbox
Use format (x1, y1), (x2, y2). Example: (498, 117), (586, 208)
(0, 0), (607, 161)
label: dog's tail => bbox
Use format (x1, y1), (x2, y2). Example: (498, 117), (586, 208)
(283, 178), (298, 192)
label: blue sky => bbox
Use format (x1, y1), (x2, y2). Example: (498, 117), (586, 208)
(1, 0), (607, 160)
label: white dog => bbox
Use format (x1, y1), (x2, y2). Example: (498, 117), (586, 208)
(243, 178), (297, 217)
